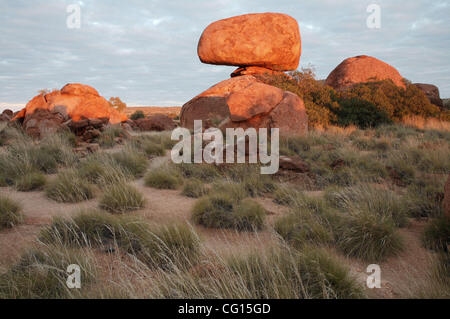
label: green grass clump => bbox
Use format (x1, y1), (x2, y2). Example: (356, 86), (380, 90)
(98, 126), (126, 148)
(145, 166), (182, 190)
(15, 172), (46, 192)
(227, 246), (365, 299)
(422, 216), (450, 252)
(39, 210), (200, 269)
(177, 163), (221, 182)
(0, 196), (23, 230)
(99, 183), (145, 213)
(211, 181), (248, 202)
(45, 170), (95, 203)
(182, 179), (209, 198)
(325, 184), (409, 228)
(0, 247), (95, 299)
(404, 175), (446, 218)
(111, 148), (148, 178)
(335, 213), (403, 262)
(275, 210), (334, 248)
(192, 194), (266, 231)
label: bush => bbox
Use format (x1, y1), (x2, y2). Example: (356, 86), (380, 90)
(99, 183), (145, 213)
(144, 167), (181, 190)
(335, 213), (403, 262)
(39, 210), (200, 269)
(0, 196), (23, 230)
(0, 247), (95, 299)
(98, 126), (126, 148)
(77, 154), (129, 187)
(275, 210), (334, 247)
(422, 217), (450, 252)
(192, 194), (266, 231)
(182, 179), (209, 198)
(130, 110), (145, 120)
(45, 170), (95, 203)
(227, 246), (364, 299)
(15, 171), (46, 192)
(111, 148), (149, 178)
(177, 163), (221, 182)
(335, 98), (392, 128)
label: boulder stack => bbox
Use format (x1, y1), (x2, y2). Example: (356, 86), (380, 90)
(325, 55), (406, 90)
(12, 83), (128, 138)
(181, 13), (308, 136)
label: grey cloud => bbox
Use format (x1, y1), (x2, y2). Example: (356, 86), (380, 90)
(1, 0), (449, 112)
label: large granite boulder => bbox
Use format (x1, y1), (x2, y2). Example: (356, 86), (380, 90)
(325, 55), (406, 90)
(198, 13), (301, 71)
(413, 83), (443, 107)
(13, 83), (127, 125)
(180, 76), (308, 136)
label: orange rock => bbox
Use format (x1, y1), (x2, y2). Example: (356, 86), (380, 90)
(180, 76), (308, 136)
(12, 83), (127, 124)
(325, 55), (406, 90)
(198, 13), (301, 71)
(230, 66), (282, 78)
(226, 82), (284, 121)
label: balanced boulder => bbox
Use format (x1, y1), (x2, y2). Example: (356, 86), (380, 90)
(325, 55), (406, 90)
(413, 83), (443, 107)
(198, 13), (301, 71)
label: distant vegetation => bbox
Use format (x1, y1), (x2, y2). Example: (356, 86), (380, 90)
(130, 110), (145, 120)
(258, 69), (450, 128)
(109, 97), (127, 112)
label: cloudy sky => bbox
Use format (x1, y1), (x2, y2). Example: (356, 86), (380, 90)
(1, 0), (449, 111)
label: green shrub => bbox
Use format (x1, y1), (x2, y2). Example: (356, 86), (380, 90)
(182, 179), (209, 198)
(335, 213), (403, 262)
(227, 246), (364, 299)
(99, 183), (145, 213)
(77, 154), (129, 187)
(422, 217), (450, 252)
(275, 210), (333, 247)
(177, 163), (221, 182)
(145, 166), (181, 190)
(335, 98), (393, 128)
(98, 126), (126, 148)
(15, 171), (46, 192)
(192, 194), (266, 231)
(39, 210), (200, 269)
(111, 148), (148, 178)
(130, 110), (145, 120)
(45, 170), (95, 203)
(0, 247), (95, 299)
(0, 196), (23, 230)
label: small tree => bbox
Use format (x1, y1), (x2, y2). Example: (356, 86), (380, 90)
(130, 110), (145, 120)
(109, 97), (127, 112)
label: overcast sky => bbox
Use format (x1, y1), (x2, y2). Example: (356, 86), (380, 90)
(1, 0), (449, 111)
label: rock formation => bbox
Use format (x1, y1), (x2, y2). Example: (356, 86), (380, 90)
(181, 13), (308, 136)
(12, 83), (127, 138)
(198, 13), (301, 71)
(134, 114), (177, 131)
(413, 83), (443, 108)
(325, 55), (406, 90)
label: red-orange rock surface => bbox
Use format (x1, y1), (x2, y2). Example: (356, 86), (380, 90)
(180, 76), (308, 136)
(325, 55), (406, 90)
(198, 13), (301, 71)
(230, 66), (283, 78)
(13, 83), (127, 124)
(413, 83), (443, 107)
